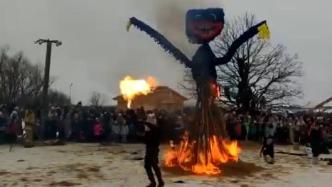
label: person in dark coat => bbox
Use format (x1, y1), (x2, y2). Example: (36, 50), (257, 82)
(144, 111), (164, 187)
(7, 107), (19, 151)
(309, 120), (322, 164)
(260, 124), (275, 164)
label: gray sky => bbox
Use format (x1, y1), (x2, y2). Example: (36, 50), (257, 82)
(0, 0), (331, 106)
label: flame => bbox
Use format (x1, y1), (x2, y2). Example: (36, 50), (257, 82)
(119, 76), (157, 108)
(164, 132), (241, 175)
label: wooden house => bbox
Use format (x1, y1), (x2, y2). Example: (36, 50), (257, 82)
(113, 86), (187, 112)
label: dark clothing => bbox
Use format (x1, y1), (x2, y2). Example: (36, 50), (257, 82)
(102, 112), (111, 141)
(144, 147), (162, 185)
(310, 128), (322, 157)
(144, 123), (161, 147)
(6, 133), (17, 145)
(262, 136), (274, 158)
(6, 122), (18, 137)
(191, 44), (218, 81)
(144, 122), (163, 185)
(227, 118), (237, 140)
(0, 116), (6, 132)
(56, 120), (66, 140)
(71, 120), (81, 141)
(45, 120), (57, 139)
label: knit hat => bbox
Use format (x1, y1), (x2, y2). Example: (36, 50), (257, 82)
(146, 113), (157, 125)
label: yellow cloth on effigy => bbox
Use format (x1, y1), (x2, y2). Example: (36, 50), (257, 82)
(258, 23), (270, 40)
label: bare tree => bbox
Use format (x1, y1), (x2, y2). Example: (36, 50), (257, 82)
(181, 14), (302, 112)
(89, 91), (107, 106)
(0, 48), (44, 104)
(214, 14), (302, 112)
(0, 47), (60, 108)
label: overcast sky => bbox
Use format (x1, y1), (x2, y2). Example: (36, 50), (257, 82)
(0, 0), (331, 106)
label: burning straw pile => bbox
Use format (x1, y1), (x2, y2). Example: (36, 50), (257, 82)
(163, 81), (241, 175)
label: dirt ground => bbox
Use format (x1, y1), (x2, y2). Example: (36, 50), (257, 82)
(0, 142), (331, 187)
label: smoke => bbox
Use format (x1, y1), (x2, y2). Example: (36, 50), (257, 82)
(150, 0), (223, 55)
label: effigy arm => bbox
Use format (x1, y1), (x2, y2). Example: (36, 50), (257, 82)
(214, 20), (270, 65)
(127, 17), (192, 68)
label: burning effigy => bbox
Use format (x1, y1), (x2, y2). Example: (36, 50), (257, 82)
(127, 8), (270, 175)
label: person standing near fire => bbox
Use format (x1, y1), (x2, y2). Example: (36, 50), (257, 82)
(260, 117), (275, 164)
(23, 109), (35, 148)
(143, 111), (164, 187)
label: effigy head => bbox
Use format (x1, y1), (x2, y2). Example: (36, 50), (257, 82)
(186, 8), (224, 44)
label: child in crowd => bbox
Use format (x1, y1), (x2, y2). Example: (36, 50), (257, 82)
(93, 118), (104, 142)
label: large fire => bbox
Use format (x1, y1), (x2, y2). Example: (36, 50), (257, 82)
(164, 131), (241, 175)
(119, 76), (157, 108)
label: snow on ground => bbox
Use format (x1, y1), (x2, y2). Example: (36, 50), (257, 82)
(0, 142), (331, 187)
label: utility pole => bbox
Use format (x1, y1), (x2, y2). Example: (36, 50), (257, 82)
(35, 39), (62, 137)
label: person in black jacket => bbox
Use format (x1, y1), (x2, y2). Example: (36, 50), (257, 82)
(144, 111), (164, 187)
(260, 124), (275, 164)
(309, 120), (322, 164)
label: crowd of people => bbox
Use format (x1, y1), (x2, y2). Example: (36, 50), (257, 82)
(225, 111), (332, 164)
(0, 103), (189, 147)
(1, 103), (332, 154)
(225, 111), (332, 146)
